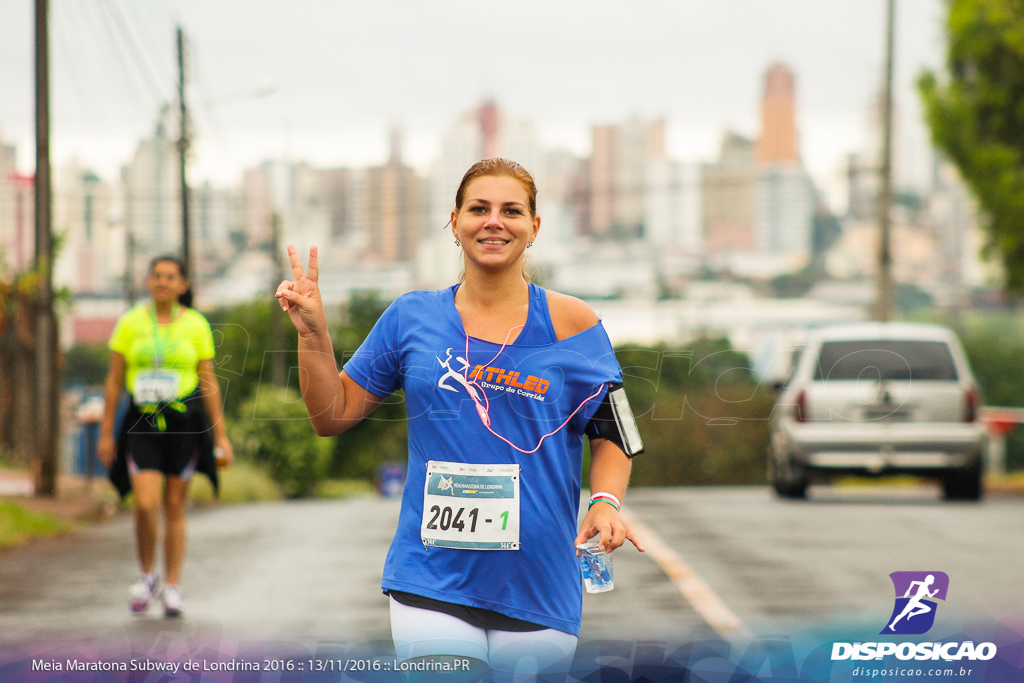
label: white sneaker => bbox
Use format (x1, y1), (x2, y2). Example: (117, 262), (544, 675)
(162, 584), (183, 618)
(129, 573), (159, 613)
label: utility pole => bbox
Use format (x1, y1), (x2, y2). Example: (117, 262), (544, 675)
(177, 26), (192, 282)
(34, 0), (59, 496)
(874, 0), (896, 322)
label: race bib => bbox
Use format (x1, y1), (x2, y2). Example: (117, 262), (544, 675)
(421, 461), (520, 550)
(134, 370), (181, 404)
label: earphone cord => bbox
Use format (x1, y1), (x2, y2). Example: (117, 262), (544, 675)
(462, 325), (605, 454)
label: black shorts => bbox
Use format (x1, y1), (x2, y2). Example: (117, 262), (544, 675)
(125, 421), (202, 479)
(387, 591), (546, 632)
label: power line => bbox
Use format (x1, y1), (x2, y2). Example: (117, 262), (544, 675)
(91, 0), (168, 108)
(61, 0), (152, 124)
(51, 3), (104, 135)
(106, 0), (174, 91)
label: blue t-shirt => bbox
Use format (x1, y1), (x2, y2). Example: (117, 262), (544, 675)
(343, 284), (623, 635)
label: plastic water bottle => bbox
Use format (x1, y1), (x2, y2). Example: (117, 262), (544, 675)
(576, 539), (614, 593)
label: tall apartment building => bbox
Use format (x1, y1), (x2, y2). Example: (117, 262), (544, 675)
(757, 64), (799, 165)
(754, 63), (813, 260)
(241, 160), (330, 252)
(704, 64), (813, 274)
(192, 181), (241, 280)
(0, 133), (34, 273)
(645, 157), (702, 251)
(54, 162), (120, 294)
(534, 149), (588, 249)
(122, 111), (182, 281)
(241, 165), (273, 249)
(364, 128), (424, 263)
(322, 167), (355, 242)
(589, 118), (666, 239)
(290, 162), (331, 251)
(703, 132), (757, 252)
(124, 110), (240, 287)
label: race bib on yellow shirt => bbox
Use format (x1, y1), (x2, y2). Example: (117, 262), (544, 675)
(133, 370), (181, 404)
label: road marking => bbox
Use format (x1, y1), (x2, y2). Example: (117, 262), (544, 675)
(621, 508), (752, 640)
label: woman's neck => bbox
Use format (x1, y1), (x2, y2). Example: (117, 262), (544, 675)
(458, 266), (528, 311)
(152, 300), (177, 322)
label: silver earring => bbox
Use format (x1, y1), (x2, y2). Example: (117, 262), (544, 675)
(454, 238), (461, 247)
(527, 241), (534, 248)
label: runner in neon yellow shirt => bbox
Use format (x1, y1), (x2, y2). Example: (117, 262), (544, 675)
(98, 255), (233, 618)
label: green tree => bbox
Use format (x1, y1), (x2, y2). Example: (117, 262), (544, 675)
(203, 300), (300, 418)
(918, 0), (1024, 292)
(769, 268), (817, 299)
(958, 314), (1024, 470)
(323, 292), (409, 479)
(63, 342), (110, 387)
(231, 386), (332, 498)
(206, 293), (405, 482)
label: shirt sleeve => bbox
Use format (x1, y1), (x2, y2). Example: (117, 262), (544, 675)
(108, 309), (134, 356)
(569, 322), (623, 434)
(193, 312), (216, 361)
(342, 299), (403, 399)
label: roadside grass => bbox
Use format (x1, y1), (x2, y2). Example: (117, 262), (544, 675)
(316, 478), (375, 499)
(187, 460), (376, 504)
(0, 460), (381, 550)
(833, 472), (1024, 493)
(986, 470), (1024, 493)
(188, 460), (284, 504)
(832, 475), (929, 488)
(0, 501), (67, 550)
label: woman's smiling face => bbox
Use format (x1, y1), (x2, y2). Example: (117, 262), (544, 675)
(452, 175), (540, 274)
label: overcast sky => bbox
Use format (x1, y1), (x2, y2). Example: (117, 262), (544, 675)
(0, 0), (946, 191)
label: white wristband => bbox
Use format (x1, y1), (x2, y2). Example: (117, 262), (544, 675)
(589, 491), (621, 509)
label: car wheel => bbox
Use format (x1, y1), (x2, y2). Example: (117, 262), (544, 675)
(942, 462), (983, 501)
(771, 451), (808, 499)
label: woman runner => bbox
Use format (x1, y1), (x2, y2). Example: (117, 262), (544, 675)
(98, 255), (233, 618)
(277, 158), (644, 680)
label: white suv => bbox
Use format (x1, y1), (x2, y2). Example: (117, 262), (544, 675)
(769, 323), (988, 500)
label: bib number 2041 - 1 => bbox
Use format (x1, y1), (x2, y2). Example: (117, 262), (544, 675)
(421, 461), (520, 550)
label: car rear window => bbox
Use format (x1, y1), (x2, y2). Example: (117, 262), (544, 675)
(813, 340), (959, 381)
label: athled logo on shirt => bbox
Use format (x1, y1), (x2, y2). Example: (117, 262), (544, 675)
(436, 348), (551, 402)
(467, 365), (550, 395)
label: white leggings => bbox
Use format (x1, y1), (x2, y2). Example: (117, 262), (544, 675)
(389, 597), (578, 678)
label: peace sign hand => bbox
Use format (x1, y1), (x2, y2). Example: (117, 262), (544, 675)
(276, 244), (327, 338)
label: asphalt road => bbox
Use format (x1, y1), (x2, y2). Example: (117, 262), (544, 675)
(0, 485), (1020, 656)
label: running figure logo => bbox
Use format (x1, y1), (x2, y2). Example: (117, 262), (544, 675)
(436, 348), (482, 401)
(881, 571), (949, 635)
(436, 475), (455, 496)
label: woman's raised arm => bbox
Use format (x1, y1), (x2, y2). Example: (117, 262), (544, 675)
(276, 244), (384, 435)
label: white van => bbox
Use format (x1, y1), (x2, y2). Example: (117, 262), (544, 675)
(769, 322), (988, 500)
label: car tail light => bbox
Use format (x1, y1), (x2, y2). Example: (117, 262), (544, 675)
(964, 386), (979, 422)
(796, 390), (808, 422)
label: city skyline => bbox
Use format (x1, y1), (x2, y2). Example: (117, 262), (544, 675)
(0, 0), (945, 194)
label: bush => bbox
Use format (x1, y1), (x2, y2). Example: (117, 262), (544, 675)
(230, 387), (333, 498)
(617, 337), (774, 487)
(63, 342), (111, 388)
